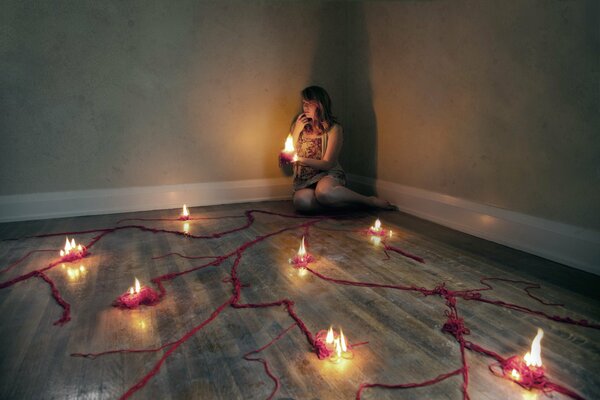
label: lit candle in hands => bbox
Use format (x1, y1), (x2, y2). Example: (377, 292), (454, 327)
(279, 134), (297, 166)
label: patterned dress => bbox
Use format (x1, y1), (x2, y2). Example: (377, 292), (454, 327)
(293, 124), (346, 192)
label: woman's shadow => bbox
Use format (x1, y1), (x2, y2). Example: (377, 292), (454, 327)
(304, 2), (378, 196)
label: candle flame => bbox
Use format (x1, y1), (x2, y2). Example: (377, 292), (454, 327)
(182, 204), (189, 217)
(524, 328), (544, 367)
(134, 278), (141, 294)
(334, 337), (342, 359)
(71, 238), (76, 249)
(297, 236), (306, 259)
(326, 326), (334, 344)
(340, 328), (347, 352)
(511, 369), (521, 381)
(284, 134), (294, 152)
(65, 237), (72, 252)
(129, 287), (134, 296)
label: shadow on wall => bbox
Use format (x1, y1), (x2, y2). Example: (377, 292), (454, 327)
(343, 2), (378, 196)
(302, 2), (378, 196)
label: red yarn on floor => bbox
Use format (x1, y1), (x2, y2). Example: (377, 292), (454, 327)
(242, 322), (298, 400)
(1, 209), (596, 400)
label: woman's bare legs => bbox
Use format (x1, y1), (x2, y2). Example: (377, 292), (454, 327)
(314, 176), (392, 209)
(293, 188), (325, 213)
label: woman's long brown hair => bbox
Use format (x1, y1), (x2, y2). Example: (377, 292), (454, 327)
(291, 86), (338, 134)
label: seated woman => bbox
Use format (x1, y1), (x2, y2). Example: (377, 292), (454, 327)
(290, 86), (393, 213)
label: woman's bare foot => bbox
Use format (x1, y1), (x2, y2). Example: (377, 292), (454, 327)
(369, 196), (397, 210)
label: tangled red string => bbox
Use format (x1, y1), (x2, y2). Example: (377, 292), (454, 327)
(1, 209), (596, 400)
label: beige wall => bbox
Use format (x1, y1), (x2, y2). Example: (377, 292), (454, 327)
(1, 1), (347, 193)
(2, 1), (598, 229)
(345, 0), (599, 229)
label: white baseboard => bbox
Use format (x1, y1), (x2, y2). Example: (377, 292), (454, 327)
(0, 177), (293, 223)
(2, 174), (598, 275)
(348, 174), (600, 276)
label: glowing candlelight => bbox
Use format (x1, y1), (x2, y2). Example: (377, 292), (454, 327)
(328, 327), (353, 363)
(179, 204), (191, 220)
(289, 236), (314, 268)
(499, 328), (545, 388)
(279, 134), (297, 165)
(368, 219), (388, 238)
(66, 264), (87, 281)
(298, 237), (307, 262)
(330, 337), (342, 363)
(284, 133), (294, 153)
(326, 326), (334, 344)
(511, 369), (521, 381)
(59, 237), (87, 261)
(114, 277), (160, 309)
(372, 219), (381, 233)
(524, 328), (543, 367)
(314, 326), (355, 363)
(370, 236), (382, 246)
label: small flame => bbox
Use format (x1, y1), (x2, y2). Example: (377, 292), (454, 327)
(283, 134), (294, 152)
(79, 265), (85, 272)
(524, 328), (544, 367)
(182, 204), (189, 217)
(333, 337), (342, 359)
(134, 278), (141, 294)
(511, 369), (521, 381)
(340, 328), (347, 352)
(129, 287), (134, 296)
(297, 237), (306, 259)
(370, 219), (382, 233)
(60, 236), (82, 257)
(326, 326), (334, 344)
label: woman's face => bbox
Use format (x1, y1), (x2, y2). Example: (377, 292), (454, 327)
(302, 99), (319, 120)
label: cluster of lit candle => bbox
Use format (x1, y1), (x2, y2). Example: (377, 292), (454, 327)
(315, 326), (353, 363)
(505, 328), (545, 386)
(59, 237), (87, 262)
(113, 277), (159, 309)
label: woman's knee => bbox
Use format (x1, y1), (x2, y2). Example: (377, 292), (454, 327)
(293, 191), (317, 212)
(315, 186), (336, 206)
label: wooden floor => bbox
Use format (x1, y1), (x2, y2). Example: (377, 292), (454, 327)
(0, 200), (599, 400)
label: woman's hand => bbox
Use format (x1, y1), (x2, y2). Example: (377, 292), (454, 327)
(293, 113), (311, 134)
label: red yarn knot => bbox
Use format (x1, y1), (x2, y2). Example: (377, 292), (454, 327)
(314, 338), (333, 359)
(442, 313), (470, 339)
(432, 283), (449, 296)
